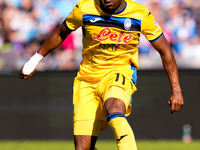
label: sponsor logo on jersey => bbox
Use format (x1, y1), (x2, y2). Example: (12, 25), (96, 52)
(124, 18), (131, 31)
(93, 28), (133, 44)
(99, 44), (120, 52)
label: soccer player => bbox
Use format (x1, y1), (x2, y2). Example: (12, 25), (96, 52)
(20, 0), (184, 149)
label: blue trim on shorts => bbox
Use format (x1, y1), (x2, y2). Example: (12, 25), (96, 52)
(131, 65), (137, 84)
(130, 94), (133, 105)
(107, 112), (126, 122)
(130, 65), (137, 105)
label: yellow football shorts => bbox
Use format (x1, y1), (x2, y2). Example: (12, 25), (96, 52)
(73, 66), (137, 136)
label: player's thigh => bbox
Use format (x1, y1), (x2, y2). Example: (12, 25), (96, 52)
(104, 85), (131, 111)
(97, 73), (134, 115)
(73, 80), (106, 121)
(73, 80), (107, 136)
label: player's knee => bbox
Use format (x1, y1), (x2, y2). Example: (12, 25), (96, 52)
(105, 98), (126, 115)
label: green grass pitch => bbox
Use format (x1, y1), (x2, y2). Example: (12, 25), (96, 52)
(0, 140), (200, 150)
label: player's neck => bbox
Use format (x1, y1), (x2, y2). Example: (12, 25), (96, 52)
(100, 0), (126, 14)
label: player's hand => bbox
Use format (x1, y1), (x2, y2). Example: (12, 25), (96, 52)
(19, 65), (35, 80)
(168, 91), (184, 115)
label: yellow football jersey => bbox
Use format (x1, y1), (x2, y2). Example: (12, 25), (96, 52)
(65, 0), (163, 82)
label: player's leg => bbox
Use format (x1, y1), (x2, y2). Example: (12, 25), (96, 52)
(73, 79), (104, 150)
(73, 120), (103, 150)
(96, 65), (137, 149)
(105, 96), (137, 150)
(74, 135), (98, 150)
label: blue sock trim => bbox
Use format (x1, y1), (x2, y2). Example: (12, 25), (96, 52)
(107, 112), (126, 122)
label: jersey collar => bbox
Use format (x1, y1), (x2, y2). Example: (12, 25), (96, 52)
(114, 1), (127, 14)
(100, 1), (127, 14)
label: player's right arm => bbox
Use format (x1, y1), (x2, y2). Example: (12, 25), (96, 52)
(20, 22), (72, 80)
(20, 1), (83, 80)
(38, 22), (72, 57)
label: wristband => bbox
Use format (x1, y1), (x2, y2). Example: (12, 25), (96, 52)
(23, 52), (44, 75)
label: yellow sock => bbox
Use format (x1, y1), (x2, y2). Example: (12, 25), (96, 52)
(107, 113), (137, 150)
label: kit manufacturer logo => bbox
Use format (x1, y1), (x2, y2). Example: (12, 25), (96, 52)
(90, 18), (101, 23)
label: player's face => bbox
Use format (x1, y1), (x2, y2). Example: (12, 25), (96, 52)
(101, 0), (125, 13)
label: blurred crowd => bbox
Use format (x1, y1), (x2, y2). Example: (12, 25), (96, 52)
(0, 0), (81, 71)
(136, 0), (200, 69)
(0, 0), (200, 72)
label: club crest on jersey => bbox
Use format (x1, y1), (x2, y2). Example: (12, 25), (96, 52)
(124, 18), (132, 31)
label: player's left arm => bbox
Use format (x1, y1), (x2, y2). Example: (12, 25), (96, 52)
(151, 35), (184, 115)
